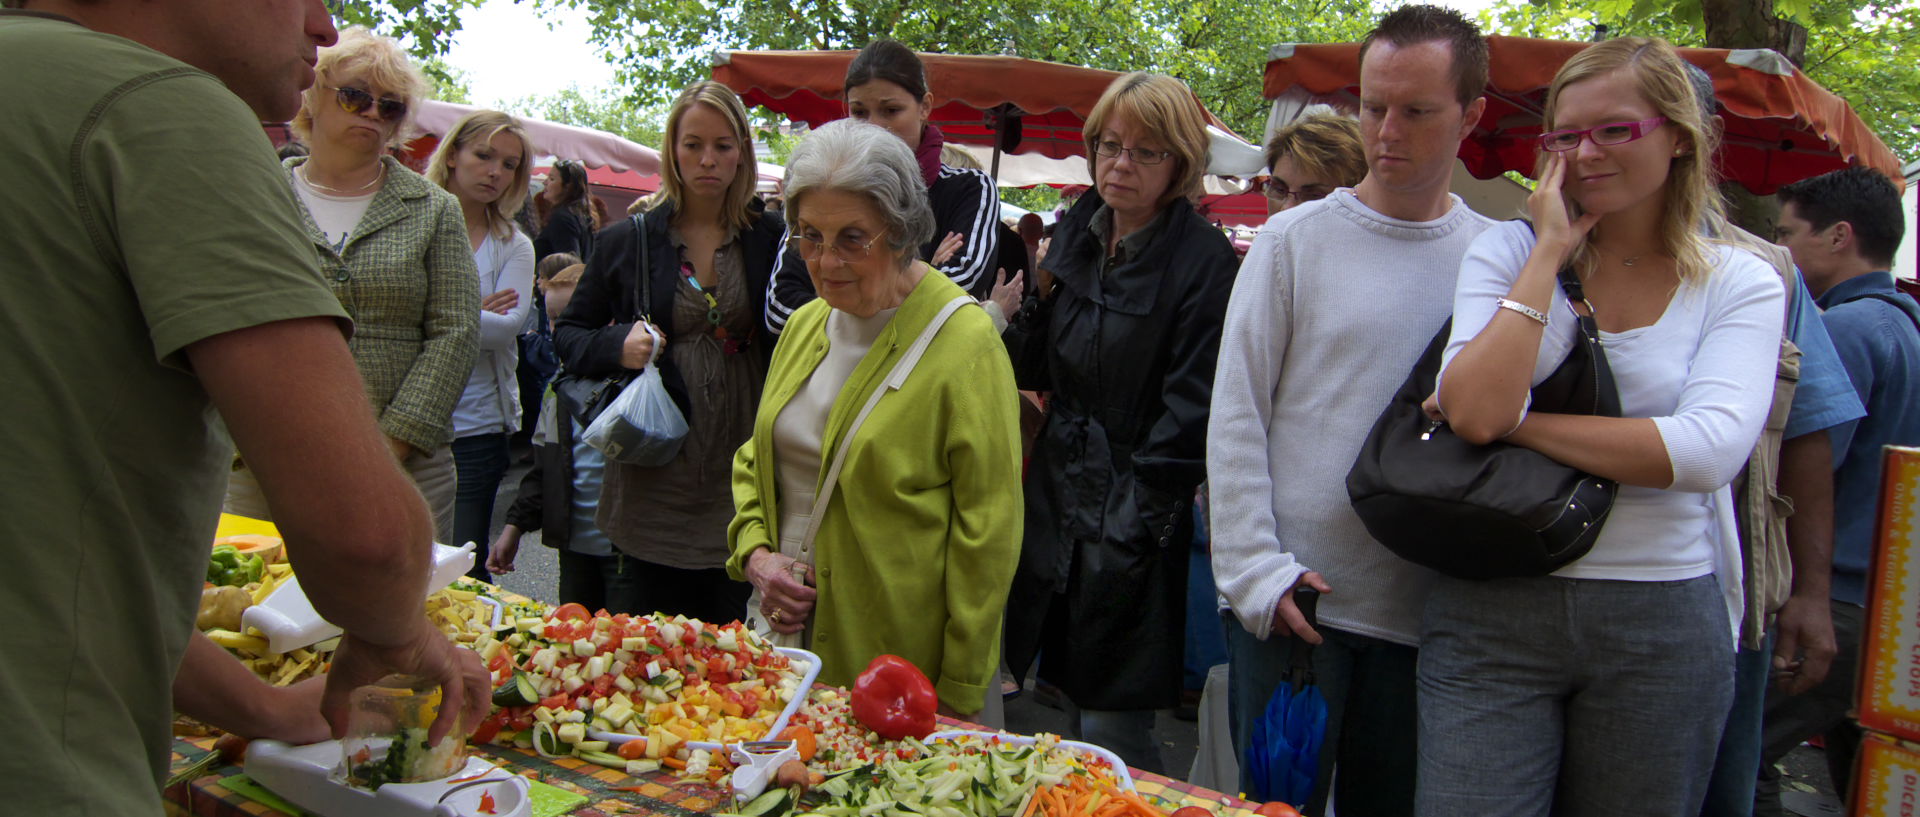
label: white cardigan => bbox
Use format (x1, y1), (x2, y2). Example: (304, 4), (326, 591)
(450, 229), (536, 437)
(1439, 221), (1785, 642)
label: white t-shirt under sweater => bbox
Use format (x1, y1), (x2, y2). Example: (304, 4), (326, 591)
(1209, 190), (1496, 646)
(772, 306), (899, 562)
(1439, 221), (1784, 642)
(289, 168), (374, 252)
(451, 229), (537, 436)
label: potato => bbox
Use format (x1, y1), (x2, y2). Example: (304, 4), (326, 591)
(196, 585), (252, 632)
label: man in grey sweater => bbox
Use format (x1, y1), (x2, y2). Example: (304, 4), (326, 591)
(1207, 6), (1494, 813)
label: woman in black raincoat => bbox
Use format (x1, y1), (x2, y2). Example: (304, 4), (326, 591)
(1001, 73), (1236, 774)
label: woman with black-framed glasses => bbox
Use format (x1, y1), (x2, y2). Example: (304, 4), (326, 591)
(1260, 107), (1367, 216)
(224, 27), (478, 546)
(998, 72), (1239, 774)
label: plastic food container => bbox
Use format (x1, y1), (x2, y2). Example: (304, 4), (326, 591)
(341, 674), (468, 789)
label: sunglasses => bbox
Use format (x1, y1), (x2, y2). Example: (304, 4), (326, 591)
(329, 86), (408, 123)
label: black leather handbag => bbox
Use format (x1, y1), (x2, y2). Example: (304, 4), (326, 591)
(1345, 264), (1620, 580)
(554, 213), (649, 425)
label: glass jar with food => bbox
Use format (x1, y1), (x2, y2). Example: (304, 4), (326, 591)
(339, 674), (468, 789)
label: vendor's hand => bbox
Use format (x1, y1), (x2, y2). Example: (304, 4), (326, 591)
(386, 436), (414, 463)
(1271, 572), (1333, 644)
(247, 677), (334, 745)
(931, 232), (964, 267)
(481, 288), (520, 316)
(486, 526), (522, 574)
(322, 622), (490, 746)
(619, 321), (663, 370)
(747, 548), (817, 635)
(1526, 153), (1601, 266)
(988, 268), (1025, 317)
(1772, 594), (1837, 694)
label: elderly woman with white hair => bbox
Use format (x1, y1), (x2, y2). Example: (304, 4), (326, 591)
(224, 27), (477, 544)
(727, 119), (1023, 722)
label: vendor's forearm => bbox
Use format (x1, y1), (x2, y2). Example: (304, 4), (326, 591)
(1504, 413), (1674, 488)
(174, 631), (278, 735)
(1780, 430), (1836, 599)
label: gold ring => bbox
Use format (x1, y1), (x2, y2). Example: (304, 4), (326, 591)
(769, 609), (783, 623)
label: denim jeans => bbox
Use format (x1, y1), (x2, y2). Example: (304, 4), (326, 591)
(1224, 613), (1419, 816)
(1700, 641), (1773, 817)
(452, 432), (510, 581)
(1416, 574), (1733, 817)
(557, 549), (645, 614)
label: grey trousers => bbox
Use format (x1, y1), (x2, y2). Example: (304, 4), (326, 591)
(1415, 574), (1734, 817)
(224, 444), (457, 546)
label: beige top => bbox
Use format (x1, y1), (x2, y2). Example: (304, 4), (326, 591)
(771, 305), (900, 567)
(598, 227), (766, 569)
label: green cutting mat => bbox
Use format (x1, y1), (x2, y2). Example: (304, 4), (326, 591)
(220, 772), (588, 817)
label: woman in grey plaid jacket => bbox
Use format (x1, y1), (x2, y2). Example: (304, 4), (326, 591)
(224, 28), (478, 544)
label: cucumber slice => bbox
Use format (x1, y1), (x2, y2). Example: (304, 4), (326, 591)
(491, 669), (541, 707)
(739, 788), (793, 817)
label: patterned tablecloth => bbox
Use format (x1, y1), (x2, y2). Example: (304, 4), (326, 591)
(164, 726), (1258, 817)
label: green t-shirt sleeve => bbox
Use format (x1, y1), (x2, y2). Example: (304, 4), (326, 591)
(80, 69), (349, 370)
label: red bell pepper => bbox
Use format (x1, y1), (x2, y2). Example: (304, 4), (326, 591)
(850, 654), (938, 740)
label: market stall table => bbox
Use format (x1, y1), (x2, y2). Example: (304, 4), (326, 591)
(166, 722), (1259, 817)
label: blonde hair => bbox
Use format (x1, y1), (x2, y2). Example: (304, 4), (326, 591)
(426, 110), (535, 240)
(1083, 73), (1211, 205)
(1264, 108), (1367, 188)
(644, 81), (759, 232)
(545, 264), (586, 289)
(292, 27), (430, 148)
(1541, 37), (1722, 286)
(940, 144), (982, 171)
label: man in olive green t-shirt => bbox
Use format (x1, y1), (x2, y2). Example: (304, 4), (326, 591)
(0, 2), (488, 813)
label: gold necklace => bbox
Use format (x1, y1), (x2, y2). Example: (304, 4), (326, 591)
(300, 162), (385, 196)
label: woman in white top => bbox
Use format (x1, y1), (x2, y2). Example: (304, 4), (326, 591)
(1420, 38), (1783, 816)
(428, 110), (537, 578)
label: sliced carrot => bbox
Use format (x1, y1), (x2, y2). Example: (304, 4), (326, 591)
(662, 756), (687, 770)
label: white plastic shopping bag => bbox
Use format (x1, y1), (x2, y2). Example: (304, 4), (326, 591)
(582, 325), (687, 466)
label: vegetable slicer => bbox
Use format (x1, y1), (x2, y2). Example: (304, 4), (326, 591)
(242, 542), (480, 654)
(729, 740), (800, 806)
(246, 739), (531, 817)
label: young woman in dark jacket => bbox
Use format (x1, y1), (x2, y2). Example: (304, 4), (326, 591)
(1000, 73), (1238, 775)
(535, 158), (595, 262)
(553, 82), (785, 625)
(762, 39), (1000, 334)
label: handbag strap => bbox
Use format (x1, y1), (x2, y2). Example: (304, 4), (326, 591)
(794, 295), (978, 563)
(631, 213), (653, 324)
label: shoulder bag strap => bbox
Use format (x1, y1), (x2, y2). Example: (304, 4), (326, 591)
(794, 295), (979, 560)
(1554, 263), (1620, 416)
(631, 213), (652, 324)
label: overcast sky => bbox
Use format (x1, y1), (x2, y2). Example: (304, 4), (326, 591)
(440, 0), (1501, 106)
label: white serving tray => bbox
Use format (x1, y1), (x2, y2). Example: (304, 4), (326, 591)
(246, 738), (530, 817)
(241, 543), (479, 655)
(927, 729), (1137, 791)
(590, 646), (821, 752)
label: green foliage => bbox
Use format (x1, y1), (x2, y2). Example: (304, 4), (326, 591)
(332, 0), (489, 56)
(1001, 186), (1066, 216)
(421, 57), (473, 103)
(504, 87), (669, 148)
(1483, 0), (1919, 160)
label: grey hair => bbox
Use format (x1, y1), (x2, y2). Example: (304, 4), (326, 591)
(782, 119), (936, 264)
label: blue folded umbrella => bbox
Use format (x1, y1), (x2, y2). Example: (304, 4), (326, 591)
(1243, 589), (1327, 807)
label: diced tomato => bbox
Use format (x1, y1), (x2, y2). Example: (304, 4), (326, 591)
(680, 627), (697, 646)
(486, 650), (511, 674)
(592, 676), (615, 697)
(594, 608), (610, 619)
(539, 693), (569, 710)
(617, 738), (649, 760)
(471, 712), (506, 745)
(508, 712), (534, 731)
(613, 613), (632, 626)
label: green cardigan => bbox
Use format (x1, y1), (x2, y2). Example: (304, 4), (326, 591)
(285, 155), (479, 451)
(728, 271), (1023, 713)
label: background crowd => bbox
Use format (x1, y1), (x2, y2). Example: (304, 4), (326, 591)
(3, 2), (1916, 817)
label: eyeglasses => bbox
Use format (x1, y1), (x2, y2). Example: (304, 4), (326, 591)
(1092, 140), (1172, 166)
(1259, 178), (1331, 205)
(1537, 116), (1668, 152)
(793, 230), (886, 262)
(329, 86), (408, 123)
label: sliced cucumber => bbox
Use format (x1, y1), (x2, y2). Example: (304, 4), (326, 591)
(491, 669), (541, 707)
(739, 787), (793, 817)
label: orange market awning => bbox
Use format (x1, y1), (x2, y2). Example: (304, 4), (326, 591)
(1263, 35), (1904, 195)
(713, 50), (1238, 161)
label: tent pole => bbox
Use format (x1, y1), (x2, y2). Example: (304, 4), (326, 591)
(991, 145), (1002, 182)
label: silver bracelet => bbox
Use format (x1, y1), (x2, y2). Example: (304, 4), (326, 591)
(1496, 298), (1549, 327)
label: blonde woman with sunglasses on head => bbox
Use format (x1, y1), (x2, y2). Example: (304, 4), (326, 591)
(1418, 37), (1783, 815)
(225, 27), (479, 546)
